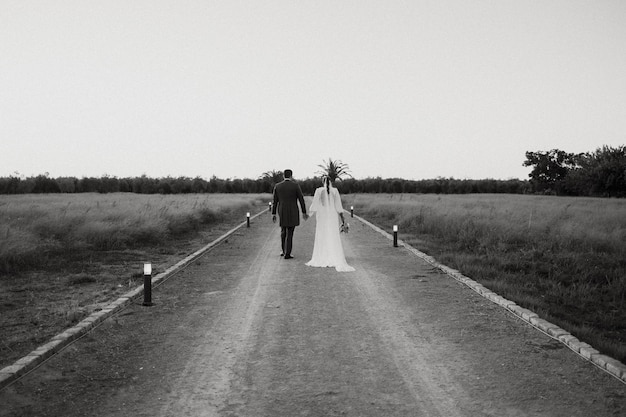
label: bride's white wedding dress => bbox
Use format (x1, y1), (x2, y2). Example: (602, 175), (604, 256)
(306, 185), (355, 272)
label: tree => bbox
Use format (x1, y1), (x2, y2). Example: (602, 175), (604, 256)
(316, 158), (353, 182)
(579, 145), (626, 197)
(260, 170), (283, 184)
(523, 149), (582, 194)
(32, 173), (61, 193)
(259, 170), (283, 193)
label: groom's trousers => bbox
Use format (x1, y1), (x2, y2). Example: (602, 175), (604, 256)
(280, 226), (295, 256)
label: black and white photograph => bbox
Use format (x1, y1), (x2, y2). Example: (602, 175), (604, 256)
(1, 1), (625, 415)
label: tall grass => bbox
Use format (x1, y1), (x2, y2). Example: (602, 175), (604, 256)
(345, 193), (626, 362)
(0, 193), (270, 369)
(0, 193), (267, 274)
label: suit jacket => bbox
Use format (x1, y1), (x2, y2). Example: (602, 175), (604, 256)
(272, 179), (306, 227)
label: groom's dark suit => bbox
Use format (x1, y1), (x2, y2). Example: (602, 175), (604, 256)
(272, 178), (307, 258)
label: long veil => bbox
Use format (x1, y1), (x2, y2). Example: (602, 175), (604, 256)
(306, 179), (355, 272)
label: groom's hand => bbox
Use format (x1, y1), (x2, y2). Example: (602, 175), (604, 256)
(272, 215), (276, 223)
(303, 213), (309, 220)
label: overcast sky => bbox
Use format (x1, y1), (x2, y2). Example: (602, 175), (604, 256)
(1, 0), (625, 181)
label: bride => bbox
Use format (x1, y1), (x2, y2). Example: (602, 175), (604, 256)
(306, 176), (355, 272)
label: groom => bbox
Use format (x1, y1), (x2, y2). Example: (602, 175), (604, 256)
(272, 169), (308, 259)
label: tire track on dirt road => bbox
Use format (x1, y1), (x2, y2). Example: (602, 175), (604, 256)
(215, 222), (469, 416)
(347, 263), (470, 416)
(157, 222), (279, 417)
(158, 214), (472, 416)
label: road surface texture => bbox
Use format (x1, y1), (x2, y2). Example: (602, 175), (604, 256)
(1, 211), (624, 416)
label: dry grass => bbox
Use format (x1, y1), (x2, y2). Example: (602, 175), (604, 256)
(344, 193), (626, 362)
(0, 193), (270, 368)
(0, 193), (267, 273)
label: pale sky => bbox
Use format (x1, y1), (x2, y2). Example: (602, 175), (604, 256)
(1, 0), (625, 181)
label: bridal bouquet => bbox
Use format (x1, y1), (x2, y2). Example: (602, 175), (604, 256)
(340, 222), (350, 233)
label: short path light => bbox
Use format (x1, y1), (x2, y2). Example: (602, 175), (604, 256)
(268, 202), (272, 212)
(350, 206), (354, 218)
(393, 225), (398, 247)
(143, 263), (153, 307)
(246, 212), (251, 227)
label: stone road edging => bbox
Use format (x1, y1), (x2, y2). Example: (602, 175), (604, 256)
(351, 212), (626, 384)
(0, 210), (267, 391)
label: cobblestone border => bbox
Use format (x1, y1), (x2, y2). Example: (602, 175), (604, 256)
(351, 213), (626, 384)
(0, 210), (268, 391)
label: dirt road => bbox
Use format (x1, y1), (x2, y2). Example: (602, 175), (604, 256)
(1, 212), (624, 416)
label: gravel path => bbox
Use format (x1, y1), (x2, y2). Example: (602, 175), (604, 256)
(1, 211), (624, 416)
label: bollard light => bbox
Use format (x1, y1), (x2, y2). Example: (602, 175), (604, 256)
(246, 212), (251, 227)
(268, 202), (272, 212)
(143, 263), (153, 306)
(350, 206), (354, 218)
(393, 225), (398, 247)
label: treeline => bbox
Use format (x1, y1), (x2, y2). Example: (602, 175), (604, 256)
(523, 145), (626, 197)
(0, 174), (529, 195)
(2, 143), (623, 197)
(0, 175), (274, 195)
(332, 177), (529, 195)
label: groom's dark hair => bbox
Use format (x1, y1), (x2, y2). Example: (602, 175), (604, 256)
(284, 169), (293, 178)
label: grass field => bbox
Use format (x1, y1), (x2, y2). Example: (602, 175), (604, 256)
(0, 193), (270, 368)
(342, 193), (626, 363)
(0, 193), (270, 273)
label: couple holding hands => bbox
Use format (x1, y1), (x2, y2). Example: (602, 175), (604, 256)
(272, 169), (355, 272)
